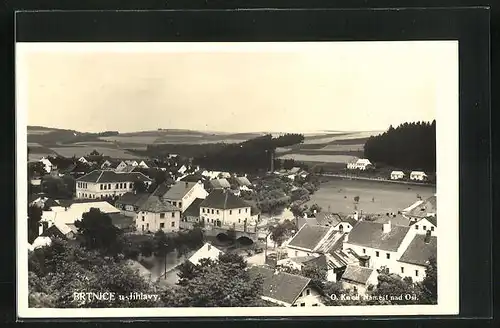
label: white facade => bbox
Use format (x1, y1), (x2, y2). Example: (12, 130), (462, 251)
(343, 224), (417, 274)
(200, 205), (255, 228)
(136, 209), (181, 233)
(76, 180), (152, 199)
(346, 158), (372, 170)
(332, 222), (353, 233)
(262, 287), (324, 307)
(412, 218), (437, 236)
(163, 182), (208, 213)
(188, 243), (224, 265)
(341, 270), (378, 295)
(138, 161), (149, 168)
(39, 157), (54, 173)
(77, 157), (88, 164)
(396, 261), (428, 282)
(390, 171), (405, 180)
(410, 171), (428, 181)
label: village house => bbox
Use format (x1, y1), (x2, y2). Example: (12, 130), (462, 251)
(346, 158), (373, 171)
(177, 165), (188, 175)
(390, 170), (405, 180)
(397, 232), (437, 282)
(115, 192), (151, 217)
(77, 157), (88, 164)
(402, 194), (437, 223)
(39, 157), (55, 173)
(29, 194), (59, 209)
(199, 189), (258, 229)
(340, 265), (378, 295)
(188, 242), (224, 265)
(160, 181), (208, 213)
(201, 170), (231, 180)
(286, 224), (346, 258)
(248, 266), (325, 307)
(209, 178), (231, 190)
(136, 195), (181, 233)
(40, 200), (121, 230)
(410, 171), (428, 181)
(40, 222), (76, 240)
(314, 212), (358, 233)
(342, 220), (417, 273)
(410, 216), (437, 236)
(75, 170), (153, 199)
(180, 198), (205, 230)
(231, 176), (253, 191)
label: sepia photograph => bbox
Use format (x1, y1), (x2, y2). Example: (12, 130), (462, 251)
(16, 41), (459, 318)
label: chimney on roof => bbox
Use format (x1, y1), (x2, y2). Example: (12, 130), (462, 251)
(424, 230), (431, 244)
(185, 181), (189, 188)
(207, 243), (211, 251)
(383, 221), (392, 233)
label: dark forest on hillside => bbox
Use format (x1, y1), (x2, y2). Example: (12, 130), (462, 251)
(363, 121), (436, 172)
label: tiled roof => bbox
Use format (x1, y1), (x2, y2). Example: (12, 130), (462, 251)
(210, 178), (231, 189)
(248, 266), (311, 305)
(315, 212), (342, 227)
(345, 221), (410, 252)
(200, 189), (250, 210)
(115, 192), (150, 207)
(297, 217), (319, 229)
(184, 198), (204, 217)
(163, 181), (199, 200)
(373, 214), (410, 227)
(287, 224), (331, 251)
(407, 195), (437, 219)
(236, 176), (252, 187)
(188, 242), (224, 265)
(152, 183), (170, 197)
(139, 196), (180, 213)
(426, 216), (437, 227)
(108, 213), (135, 229)
(398, 234), (437, 266)
(314, 231), (345, 253)
(341, 265), (374, 285)
(41, 224), (68, 240)
(76, 170), (152, 183)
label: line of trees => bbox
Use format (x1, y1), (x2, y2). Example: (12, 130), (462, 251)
(364, 121), (436, 172)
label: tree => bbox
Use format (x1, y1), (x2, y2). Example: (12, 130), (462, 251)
(301, 264), (327, 290)
(418, 256), (437, 304)
(163, 254), (264, 307)
(269, 220), (296, 247)
(74, 208), (121, 254)
(28, 205), (43, 244)
(369, 273), (421, 305)
(133, 181), (147, 193)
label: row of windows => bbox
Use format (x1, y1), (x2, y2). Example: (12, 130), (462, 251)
(79, 193), (125, 199)
(100, 183), (133, 190)
(292, 303), (318, 307)
(168, 200), (182, 208)
(362, 248), (391, 259)
(400, 267), (419, 277)
(141, 212), (176, 221)
(415, 224), (435, 231)
(77, 182), (88, 189)
(202, 208), (248, 215)
(140, 221), (176, 231)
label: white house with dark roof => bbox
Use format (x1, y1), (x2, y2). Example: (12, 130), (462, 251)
(346, 158), (373, 170)
(209, 178), (231, 190)
(403, 195), (437, 223)
(248, 266), (325, 307)
(390, 171), (405, 180)
(199, 189), (257, 229)
(188, 242), (224, 265)
(340, 265), (378, 295)
(136, 195), (181, 233)
(115, 192), (151, 217)
(39, 157), (55, 173)
(314, 212), (357, 233)
(410, 216), (437, 236)
(180, 198), (205, 230)
(410, 171), (428, 181)
(76, 170), (153, 199)
(286, 224), (345, 258)
(397, 232), (437, 282)
(161, 181), (208, 213)
(342, 220), (417, 274)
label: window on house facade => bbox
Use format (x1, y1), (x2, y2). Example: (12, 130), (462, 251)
(171, 221), (175, 227)
(142, 216), (145, 221)
(295, 251), (298, 256)
(300, 303), (305, 307)
(146, 223), (149, 230)
(306, 289), (310, 296)
(108, 184), (111, 189)
(423, 225), (427, 230)
(211, 209), (214, 214)
(376, 251), (379, 257)
(103, 184), (107, 190)
(160, 213), (165, 218)
(245, 208), (248, 213)
(363, 248), (366, 254)
(202, 208), (205, 213)
(431, 226), (435, 231)
(171, 212), (175, 218)
(160, 223), (165, 228)
(415, 270), (419, 277)
(173, 201), (177, 207)
(100, 184), (103, 190)
(230, 210), (232, 215)
(142, 225), (144, 231)
(179, 202), (182, 208)
(292, 304), (297, 307)
(116, 184), (119, 189)
(129, 183), (133, 188)
(415, 225), (419, 230)
(401, 267), (404, 274)
(238, 219), (240, 223)
(386, 253), (390, 259)
(312, 304), (318, 307)
(217, 210), (219, 214)
(239, 209), (241, 214)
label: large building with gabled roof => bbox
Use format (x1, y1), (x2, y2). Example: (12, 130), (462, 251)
(136, 195), (181, 233)
(75, 170), (153, 199)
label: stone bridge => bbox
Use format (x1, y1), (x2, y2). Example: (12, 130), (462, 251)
(204, 225), (259, 243)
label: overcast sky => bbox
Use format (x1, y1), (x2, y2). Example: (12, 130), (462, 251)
(18, 42), (455, 133)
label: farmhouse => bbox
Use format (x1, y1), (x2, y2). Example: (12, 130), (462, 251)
(340, 265), (378, 296)
(248, 266), (325, 307)
(410, 171), (428, 181)
(188, 242), (224, 265)
(199, 189), (257, 229)
(161, 181), (208, 213)
(397, 232), (437, 282)
(136, 195), (181, 233)
(286, 224), (345, 258)
(346, 158), (373, 171)
(410, 216), (437, 236)
(75, 170), (153, 199)
(390, 171), (405, 180)
(342, 220), (416, 273)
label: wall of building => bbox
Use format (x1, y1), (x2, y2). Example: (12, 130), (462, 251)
(164, 182), (208, 213)
(293, 287), (324, 307)
(412, 219), (437, 236)
(397, 262), (427, 282)
(136, 210), (181, 233)
(286, 246), (315, 259)
(76, 181), (152, 199)
(200, 206), (253, 226)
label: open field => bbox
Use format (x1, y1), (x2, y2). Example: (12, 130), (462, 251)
(278, 153), (357, 163)
(307, 177), (436, 215)
(51, 146), (141, 159)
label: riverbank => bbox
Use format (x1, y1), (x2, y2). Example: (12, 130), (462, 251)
(319, 173), (436, 187)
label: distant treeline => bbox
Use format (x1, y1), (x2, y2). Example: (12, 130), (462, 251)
(28, 129), (119, 145)
(364, 121), (436, 172)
